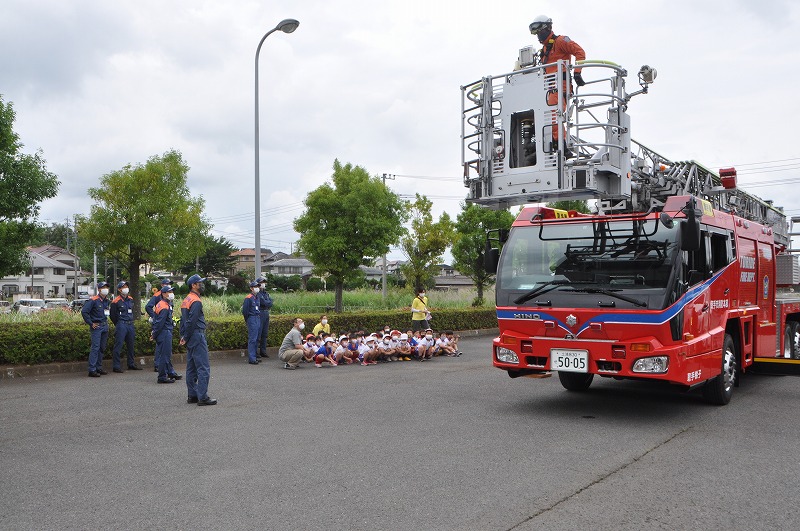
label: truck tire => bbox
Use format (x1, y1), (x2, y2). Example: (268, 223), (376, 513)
(785, 321), (800, 360)
(703, 333), (736, 405)
(558, 371), (594, 391)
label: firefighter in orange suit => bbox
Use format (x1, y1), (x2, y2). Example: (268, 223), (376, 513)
(529, 15), (586, 153)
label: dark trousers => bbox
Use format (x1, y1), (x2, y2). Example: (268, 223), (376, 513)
(186, 332), (210, 400)
(88, 325), (108, 372)
(113, 321), (136, 369)
(257, 312), (270, 355)
(156, 329), (175, 380)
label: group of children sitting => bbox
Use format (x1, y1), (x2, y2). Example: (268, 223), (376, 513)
(301, 326), (462, 367)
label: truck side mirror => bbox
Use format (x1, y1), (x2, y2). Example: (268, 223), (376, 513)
(485, 240), (500, 274)
(680, 218), (701, 251)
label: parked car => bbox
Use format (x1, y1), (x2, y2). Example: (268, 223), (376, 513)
(69, 298), (90, 312)
(44, 298), (70, 311)
(0, 301), (11, 314)
(15, 299), (46, 315)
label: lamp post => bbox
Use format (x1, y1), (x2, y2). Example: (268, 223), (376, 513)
(255, 18), (299, 279)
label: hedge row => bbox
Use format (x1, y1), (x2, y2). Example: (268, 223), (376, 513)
(0, 308), (498, 366)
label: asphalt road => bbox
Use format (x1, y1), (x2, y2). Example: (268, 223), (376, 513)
(1, 335), (799, 530)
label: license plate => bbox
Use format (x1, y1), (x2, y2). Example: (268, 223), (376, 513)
(550, 349), (589, 373)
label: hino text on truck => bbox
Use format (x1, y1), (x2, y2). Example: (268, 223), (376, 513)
(461, 43), (800, 404)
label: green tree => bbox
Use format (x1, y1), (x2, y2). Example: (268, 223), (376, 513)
(0, 96), (59, 276)
(179, 234), (237, 276)
(78, 150), (209, 317)
(452, 203), (515, 305)
(399, 194), (455, 291)
(546, 200), (591, 214)
(294, 160), (407, 312)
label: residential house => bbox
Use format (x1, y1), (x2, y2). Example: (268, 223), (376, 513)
(265, 257), (314, 277)
(433, 264), (474, 290)
(0, 249), (73, 299)
(27, 245), (88, 296)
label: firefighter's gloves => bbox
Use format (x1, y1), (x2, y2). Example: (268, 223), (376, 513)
(574, 72), (586, 87)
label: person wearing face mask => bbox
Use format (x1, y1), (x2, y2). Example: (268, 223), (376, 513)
(312, 314), (330, 337)
(81, 281), (112, 377)
(411, 288), (430, 332)
(303, 334), (317, 360)
(242, 281), (262, 365)
(180, 274), (217, 406)
(146, 278), (172, 372)
(278, 317), (306, 370)
(417, 328), (436, 361)
(396, 333), (413, 361)
(145, 278), (173, 321)
(152, 285), (181, 383)
(255, 277), (273, 359)
(377, 334), (396, 362)
(110, 281), (141, 373)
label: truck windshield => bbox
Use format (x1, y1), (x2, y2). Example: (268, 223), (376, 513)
(496, 217), (681, 309)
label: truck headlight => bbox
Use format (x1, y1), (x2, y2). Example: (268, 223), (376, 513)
(632, 356), (669, 374)
(496, 347), (519, 364)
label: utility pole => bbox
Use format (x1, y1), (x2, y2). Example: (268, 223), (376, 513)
(65, 218), (71, 296)
(381, 173), (396, 301)
(73, 215), (79, 297)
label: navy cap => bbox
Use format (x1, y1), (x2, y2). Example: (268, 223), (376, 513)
(256, 277), (267, 283)
(249, 281), (260, 287)
(117, 281), (128, 289)
(186, 274), (205, 286)
(160, 278), (172, 285)
(161, 285), (174, 293)
(97, 281), (108, 289)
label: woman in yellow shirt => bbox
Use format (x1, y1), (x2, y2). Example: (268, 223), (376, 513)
(312, 314), (330, 336)
(411, 288), (430, 332)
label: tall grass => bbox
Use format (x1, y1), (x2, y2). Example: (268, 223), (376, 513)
(0, 288), (495, 322)
(214, 287), (494, 316)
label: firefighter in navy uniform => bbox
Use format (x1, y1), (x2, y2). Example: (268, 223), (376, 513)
(256, 276), (274, 358)
(145, 278), (172, 320)
(152, 284), (181, 383)
(529, 15), (586, 155)
(180, 274), (217, 406)
(81, 281), (111, 377)
(110, 281), (141, 372)
(146, 278), (172, 371)
(243, 281), (261, 365)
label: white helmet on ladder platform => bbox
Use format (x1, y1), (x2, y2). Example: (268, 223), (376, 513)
(529, 15), (552, 34)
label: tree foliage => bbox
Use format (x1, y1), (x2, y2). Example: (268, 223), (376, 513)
(451, 203), (515, 304)
(78, 150), (209, 317)
(294, 160), (407, 312)
(399, 194), (455, 291)
(0, 95), (59, 276)
(546, 200), (591, 214)
(179, 234), (237, 276)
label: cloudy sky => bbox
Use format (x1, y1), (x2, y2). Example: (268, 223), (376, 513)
(4, 0), (800, 258)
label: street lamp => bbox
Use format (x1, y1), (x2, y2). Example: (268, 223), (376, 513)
(255, 18), (299, 279)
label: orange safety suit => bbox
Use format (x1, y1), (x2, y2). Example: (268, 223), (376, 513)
(540, 32), (586, 146)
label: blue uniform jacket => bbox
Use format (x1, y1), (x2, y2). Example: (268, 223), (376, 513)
(110, 295), (134, 325)
(258, 290), (273, 312)
(145, 291), (161, 318)
(81, 295), (109, 327)
(152, 298), (174, 336)
(242, 293), (260, 319)
(180, 293), (205, 342)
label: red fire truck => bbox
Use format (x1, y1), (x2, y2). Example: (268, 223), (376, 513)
(461, 53), (800, 404)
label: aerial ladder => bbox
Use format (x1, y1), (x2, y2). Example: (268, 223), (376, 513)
(460, 50), (790, 249)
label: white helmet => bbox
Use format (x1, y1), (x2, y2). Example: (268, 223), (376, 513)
(529, 15), (552, 34)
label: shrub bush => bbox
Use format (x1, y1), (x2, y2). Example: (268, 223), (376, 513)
(0, 308), (497, 365)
